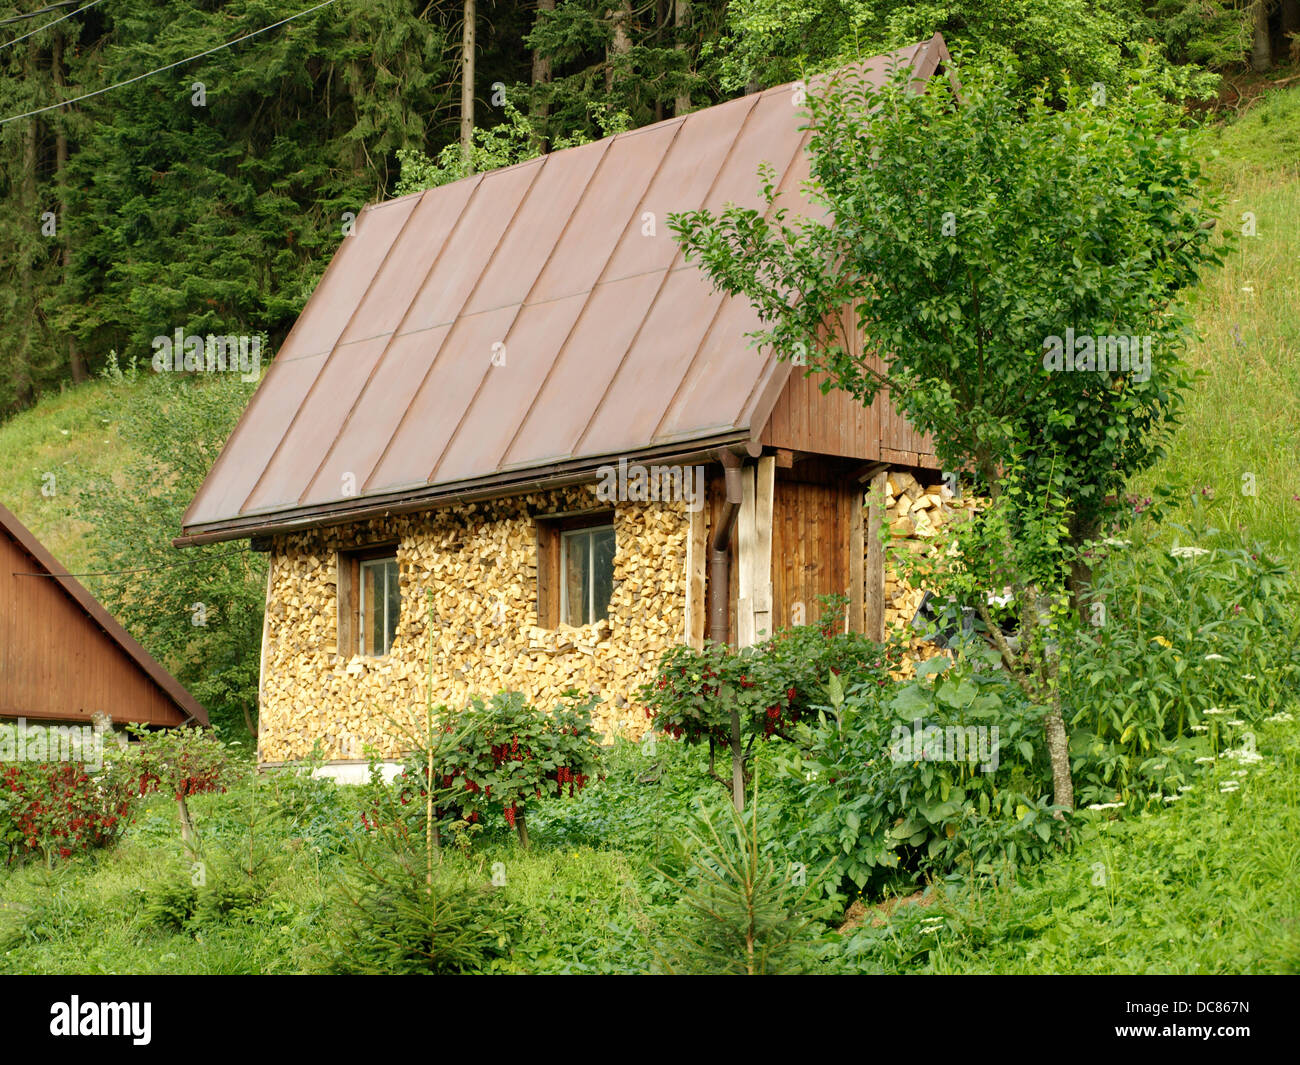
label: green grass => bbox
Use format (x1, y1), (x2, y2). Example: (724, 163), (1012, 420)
(1133, 87), (1300, 561)
(2, 87), (1299, 976)
(0, 374), (155, 570)
(850, 713), (1300, 974)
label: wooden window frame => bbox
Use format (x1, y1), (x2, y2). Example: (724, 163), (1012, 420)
(536, 511), (614, 629)
(338, 543), (400, 658)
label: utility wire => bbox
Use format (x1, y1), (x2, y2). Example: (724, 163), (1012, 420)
(0, 0), (103, 51)
(0, 0), (339, 125)
(13, 545), (253, 578)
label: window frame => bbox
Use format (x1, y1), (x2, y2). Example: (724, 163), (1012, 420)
(338, 543), (400, 658)
(536, 511), (615, 629)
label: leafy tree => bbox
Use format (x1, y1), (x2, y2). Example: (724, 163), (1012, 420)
(711, 0), (1229, 99)
(71, 362), (266, 737)
(669, 62), (1226, 806)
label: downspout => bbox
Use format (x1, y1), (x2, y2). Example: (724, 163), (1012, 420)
(709, 449), (744, 645)
(708, 448), (746, 811)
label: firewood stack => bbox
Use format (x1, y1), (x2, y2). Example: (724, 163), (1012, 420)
(878, 471), (985, 674)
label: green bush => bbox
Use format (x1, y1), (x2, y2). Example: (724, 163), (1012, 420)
(384, 690), (603, 848)
(638, 607), (901, 792)
(775, 649), (1070, 902)
(1061, 523), (1300, 808)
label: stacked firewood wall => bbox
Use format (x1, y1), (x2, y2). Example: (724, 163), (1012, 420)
(878, 470), (984, 673)
(258, 485), (688, 764)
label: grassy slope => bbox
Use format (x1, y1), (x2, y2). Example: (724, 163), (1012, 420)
(910, 87), (1300, 973)
(1133, 85), (1300, 560)
(0, 87), (1297, 976)
(0, 375), (155, 571)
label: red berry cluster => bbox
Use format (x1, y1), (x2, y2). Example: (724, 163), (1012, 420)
(2, 763), (136, 863)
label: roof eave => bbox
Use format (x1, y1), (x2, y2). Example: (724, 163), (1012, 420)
(174, 431), (757, 547)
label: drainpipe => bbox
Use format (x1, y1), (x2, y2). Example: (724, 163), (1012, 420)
(708, 448), (747, 812)
(708, 449), (744, 646)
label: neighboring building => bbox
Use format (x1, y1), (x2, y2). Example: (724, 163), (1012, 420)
(0, 504), (208, 729)
(178, 36), (957, 770)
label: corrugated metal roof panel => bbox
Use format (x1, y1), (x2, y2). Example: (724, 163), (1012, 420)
(181, 35), (950, 540)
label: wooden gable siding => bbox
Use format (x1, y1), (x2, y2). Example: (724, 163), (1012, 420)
(759, 306), (940, 469)
(0, 528), (192, 727)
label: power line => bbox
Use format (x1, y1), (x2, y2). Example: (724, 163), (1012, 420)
(0, 1), (102, 51)
(12, 545), (253, 578)
(0, 0), (340, 125)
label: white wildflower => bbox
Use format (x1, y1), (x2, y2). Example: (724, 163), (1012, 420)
(1204, 654), (1227, 662)
(1170, 546), (1209, 559)
(1087, 802), (1126, 811)
(1265, 711), (1294, 724)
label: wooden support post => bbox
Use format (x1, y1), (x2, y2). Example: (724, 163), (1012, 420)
(685, 498), (708, 650)
(753, 456), (774, 642)
(864, 469), (887, 642)
(737, 465), (756, 647)
(849, 483), (864, 633)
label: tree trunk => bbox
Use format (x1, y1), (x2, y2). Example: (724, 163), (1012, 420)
(17, 38), (39, 407)
(177, 795), (197, 857)
(729, 705), (744, 813)
(606, 2), (632, 94)
(674, 0), (691, 114)
(51, 32), (87, 384)
(461, 0), (477, 169)
(1043, 697), (1074, 812)
(1251, 0), (1273, 72)
(515, 810), (530, 849)
(530, 0), (555, 148)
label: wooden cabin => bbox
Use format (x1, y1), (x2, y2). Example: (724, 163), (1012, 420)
(0, 504), (207, 729)
(177, 36), (957, 769)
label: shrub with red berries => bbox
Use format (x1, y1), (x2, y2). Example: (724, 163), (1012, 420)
(1, 760), (138, 865)
(401, 690), (601, 847)
(126, 724), (229, 803)
(638, 601), (903, 749)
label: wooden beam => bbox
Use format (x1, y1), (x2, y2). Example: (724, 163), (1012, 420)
(864, 469), (887, 642)
(684, 500), (708, 650)
(753, 456), (775, 641)
(736, 465), (756, 647)
(775, 448), (795, 468)
(256, 556), (274, 756)
(848, 482), (864, 633)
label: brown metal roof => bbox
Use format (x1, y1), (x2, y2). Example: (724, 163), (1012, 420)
(0, 503), (209, 726)
(179, 35), (952, 545)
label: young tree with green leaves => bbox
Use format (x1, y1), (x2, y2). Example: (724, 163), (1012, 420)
(669, 63), (1226, 807)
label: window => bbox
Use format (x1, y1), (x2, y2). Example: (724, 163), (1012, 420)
(536, 512), (614, 628)
(338, 545), (400, 657)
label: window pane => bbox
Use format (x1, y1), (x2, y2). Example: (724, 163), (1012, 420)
(361, 558), (399, 655)
(385, 561), (400, 652)
(562, 530), (590, 627)
(591, 526), (615, 621)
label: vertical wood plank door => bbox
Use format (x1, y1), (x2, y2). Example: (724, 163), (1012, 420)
(771, 478), (851, 634)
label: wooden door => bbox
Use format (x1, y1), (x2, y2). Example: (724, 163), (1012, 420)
(771, 476), (851, 633)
